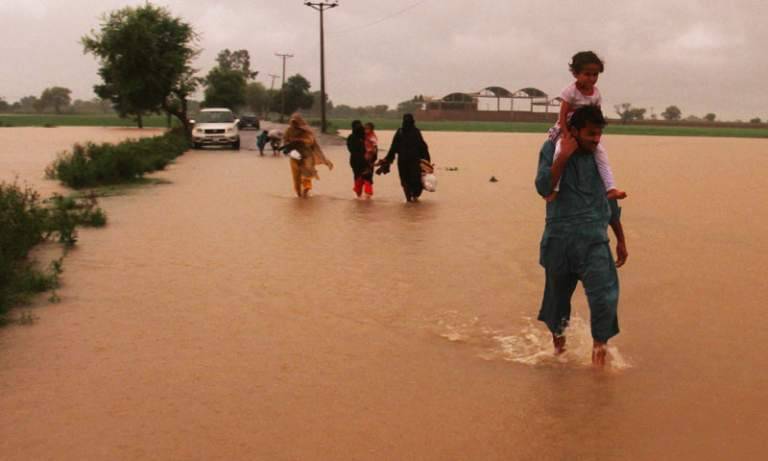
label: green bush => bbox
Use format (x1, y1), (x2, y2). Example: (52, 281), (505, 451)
(0, 183), (47, 262)
(43, 193), (108, 245)
(48, 130), (189, 188)
(0, 182), (109, 319)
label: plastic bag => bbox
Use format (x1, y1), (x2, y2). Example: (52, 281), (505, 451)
(288, 150), (302, 161)
(422, 173), (437, 192)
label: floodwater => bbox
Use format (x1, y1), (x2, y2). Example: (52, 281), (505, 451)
(0, 127), (163, 195)
(1, 126), (767, 460)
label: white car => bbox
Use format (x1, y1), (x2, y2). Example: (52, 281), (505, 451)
(191, 108), (240, 150)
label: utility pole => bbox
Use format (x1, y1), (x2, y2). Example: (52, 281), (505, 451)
(267, 73), (280, 119)
(268, 74), (280, 91)
(275, 53), (294, 123)
(305, 1), (338, 134)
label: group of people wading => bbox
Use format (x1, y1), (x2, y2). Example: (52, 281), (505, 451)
(276, 49), (628, 366)
(278, 113), (431, 202)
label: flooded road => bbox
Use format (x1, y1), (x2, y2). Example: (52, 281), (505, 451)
(1, 126), (767, 459)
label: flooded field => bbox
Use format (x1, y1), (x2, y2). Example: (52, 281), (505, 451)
(0, 127), (163, 195)
(1, 126), (767, 460)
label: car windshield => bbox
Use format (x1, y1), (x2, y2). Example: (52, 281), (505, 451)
(197, 111), (234, 123)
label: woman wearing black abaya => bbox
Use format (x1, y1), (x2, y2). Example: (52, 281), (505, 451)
(377, 114), (431, 202)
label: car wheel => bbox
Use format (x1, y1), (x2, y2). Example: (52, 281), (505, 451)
(193, 142), (202, 149)
(233, 138), (240, 150)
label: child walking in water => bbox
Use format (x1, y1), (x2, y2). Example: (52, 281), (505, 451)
(546, 51), (626, 202)
(363, 122), (379, 196)
(256, 130), (269, 156)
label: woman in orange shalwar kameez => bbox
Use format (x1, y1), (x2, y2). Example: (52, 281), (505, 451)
(281, 114), (334, 197)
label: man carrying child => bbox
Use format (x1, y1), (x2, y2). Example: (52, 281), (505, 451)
(534, 105), (628, 366)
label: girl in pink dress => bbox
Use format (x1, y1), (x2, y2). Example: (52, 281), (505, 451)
(546, 51), (627, 202)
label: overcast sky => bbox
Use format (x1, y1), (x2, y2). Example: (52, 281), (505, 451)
(1, 0), (766, 120)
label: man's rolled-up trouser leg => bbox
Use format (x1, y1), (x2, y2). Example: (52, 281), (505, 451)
(538, 238), (579, 335)
(580, 242), (620, 343)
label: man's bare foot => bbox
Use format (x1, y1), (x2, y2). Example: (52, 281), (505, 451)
(607, 189), (627, 200)
(545, 191), (558, 202)
(553, 334), (566, 355)
(592, 341), (607, 367)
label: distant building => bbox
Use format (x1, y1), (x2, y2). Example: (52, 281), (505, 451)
(416, 86), (560, 123)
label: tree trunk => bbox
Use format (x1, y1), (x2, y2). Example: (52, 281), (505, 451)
(137, 113), (144, 129)
(163, 98), (192, 141)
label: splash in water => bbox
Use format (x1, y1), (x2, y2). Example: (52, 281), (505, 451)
(432, 313), (631, 370)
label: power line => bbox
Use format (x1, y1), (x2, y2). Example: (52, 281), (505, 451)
(328, 0), (430, 36)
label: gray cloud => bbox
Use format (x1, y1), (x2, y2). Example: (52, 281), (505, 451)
(1, 0), (766, 120)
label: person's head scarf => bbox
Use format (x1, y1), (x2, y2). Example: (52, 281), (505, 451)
(402, 113), (416, 131)
(284, 112), (334, 172)
(284, 113), (316, 145)
(351, 119), (365, 138)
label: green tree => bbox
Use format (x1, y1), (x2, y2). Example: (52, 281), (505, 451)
(215, 49), (258, 79)
(82, 3), (199, 131)
(0, 98), (9, 112)
(371, 105), (389, 116)
(204, 67), (247, 109)
(331, 104), (355, 117)
(750, 117), (762, 124)
(629, 107), (646, 121)
(98, 97), (112, 113)
(309, 91), (333, 116)
(614, 103), (645, 123)
(245, 82), (269, 115)
(15, 96), (43, 113)
(71, 97), (113, 114)
(39, 87), (72, 114)
(661, 105), (682, 121)
(704, 113), (716, 122)
(203, 49), (258, 111)
(273, 74), (313, 116)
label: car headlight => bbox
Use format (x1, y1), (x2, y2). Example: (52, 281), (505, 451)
(194, 128), (203, 134)
(226, 128), (234, 134)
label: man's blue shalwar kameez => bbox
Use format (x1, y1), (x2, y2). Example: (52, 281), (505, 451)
(534, 140), (622, 343)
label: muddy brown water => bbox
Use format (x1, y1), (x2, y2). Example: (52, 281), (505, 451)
(1, 126), (767, 460)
